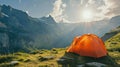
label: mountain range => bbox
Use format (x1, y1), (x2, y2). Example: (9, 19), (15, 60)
(0, 4), (120, 54)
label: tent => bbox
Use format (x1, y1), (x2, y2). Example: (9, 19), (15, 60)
(67, 33), (107, 58)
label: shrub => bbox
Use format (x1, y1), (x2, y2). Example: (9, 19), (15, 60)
(111, 42), (118, 45)
(0, 55), (14, 63)
(38, 56), (55, 61)
(24, 59), (31, 62)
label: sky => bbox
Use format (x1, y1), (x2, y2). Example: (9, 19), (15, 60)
(0, 0), (120, 23)
(0, 0), (55, 18)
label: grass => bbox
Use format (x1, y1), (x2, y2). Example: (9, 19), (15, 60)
(105, 33), (120, 66)
(0, 47), (120, 67)
(0, 48), (65, 67)
(0, 33), (120, 67)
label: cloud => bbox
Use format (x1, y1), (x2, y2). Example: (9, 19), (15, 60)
(50, 0), (120, 23)
(85, 0), (106, 21)
(103, 0), (120, 17)
(50, 0), (68, 22)
(67, 0), (107, 22)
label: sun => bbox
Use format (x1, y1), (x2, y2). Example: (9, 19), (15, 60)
(82, 9), (94, 22)
(82, 10), (92, 19)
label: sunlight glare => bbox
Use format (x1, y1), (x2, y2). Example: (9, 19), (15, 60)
(82, 9), (93, 22)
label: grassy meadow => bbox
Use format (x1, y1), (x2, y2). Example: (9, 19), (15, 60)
(0, 33), (120, 67)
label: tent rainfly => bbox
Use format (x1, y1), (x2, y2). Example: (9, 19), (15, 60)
(67, 34), (107, 58)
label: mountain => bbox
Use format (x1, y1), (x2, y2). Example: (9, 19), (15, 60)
(0, 5), (59, 54)
(39, 15), (56, 24)
(102, 26), (120, 41)
(55, 18), (120, 47)
(0, 4), (120, 54)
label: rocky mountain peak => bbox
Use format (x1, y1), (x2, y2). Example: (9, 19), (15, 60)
(39, 15), (56, 24)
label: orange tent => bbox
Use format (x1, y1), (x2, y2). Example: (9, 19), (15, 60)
(66, 34), (107, 58)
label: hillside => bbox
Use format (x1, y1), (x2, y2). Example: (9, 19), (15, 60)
(0, 40), (120, 67)
(0, 28), (120, 67)
(104, 26), (120, 65)
(105, 33), (120, 65)
(102, 26), (120, 41)
(0, 48), (66, 67)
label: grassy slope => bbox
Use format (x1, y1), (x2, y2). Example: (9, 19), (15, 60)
(0, 48), (66, 67)
(105, 33), (120, 64)
(0, 33), (120, 67)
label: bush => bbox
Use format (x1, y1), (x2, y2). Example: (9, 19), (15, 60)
(0, 55), (14, 63)
(0, 63), (12, 67)
(30, 50), (44, 54)
(111, 42), (118, 45)
(24, 59), (31, 62)
(107, 45), (120, 52)
(51, 48), (57, 51)
(38, 56), (55, 61)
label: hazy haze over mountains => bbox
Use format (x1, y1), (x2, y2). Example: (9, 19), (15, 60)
(0, 5), (120, 54)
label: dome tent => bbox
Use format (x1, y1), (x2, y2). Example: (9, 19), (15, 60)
(57, 34), (118, 67)
(67, 33), (107, 58)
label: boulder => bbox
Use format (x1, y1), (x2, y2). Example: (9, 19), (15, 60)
(57, 52), (118, 67)
(10, 61), (19, 66)
(39, 56), (55, 61)
(77, 62), (106, 67)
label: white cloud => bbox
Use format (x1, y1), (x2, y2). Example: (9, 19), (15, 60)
(88, 0), (95, 4)
(85, 0), (106, 21)
(68, 0), (107, 22)
(81, 0), (83, 4)
(103, 0), (120, 17)
(50, 0), (68, 22)
(62, 3), (66, 8)
(50, 0), (120, 23)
